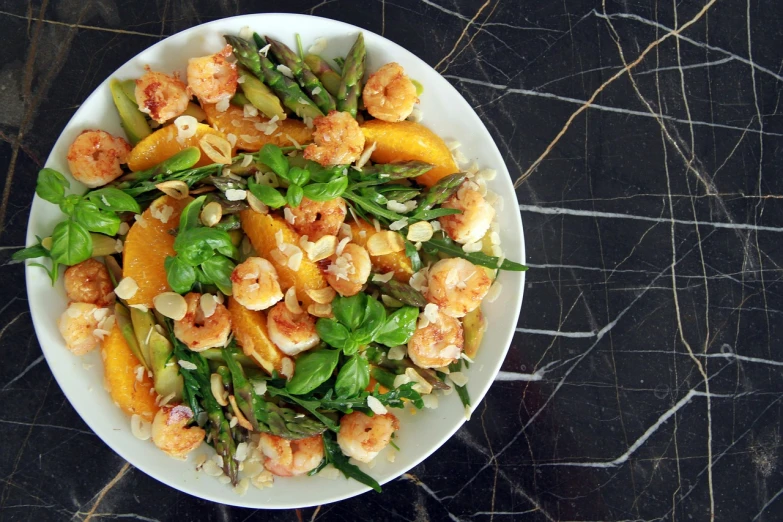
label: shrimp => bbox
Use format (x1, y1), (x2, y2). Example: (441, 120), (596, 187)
(426, 258), (492, 318)
(66, 130), (131, 188)
(288, 197), (347, 241)
(337, 411), (399, 463)
(64, 259), (115, 307)
(407, 309), (464, 369)
(135, 68), (190, 123)
(230, 257), (283, 311)
(257, 433), (324, 477)
(151, 404), (205, 460)
(173, 292), (232, 351)
(324, 243), (371, 297)
(266, 302), (320, 356)
(438, 182), (495, 245)
(362, 62), (418, 122)
(186, 45), (238, 104)
(303, 110), (365, 166)
(58, 302), (108, 355)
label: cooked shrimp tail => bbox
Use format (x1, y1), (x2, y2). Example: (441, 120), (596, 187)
(362, 62), (418, 122)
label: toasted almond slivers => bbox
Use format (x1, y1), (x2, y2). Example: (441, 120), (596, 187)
(200, 201), (223, 227)
(305, 286), (337, 304)
(200, 293), (217, 318)
(284, 287), (303, 314)
(199, 134), (233, 165)
(155, 180), (189, 200)
(228, 395), (254, 431)
(405, 367), (433, 394)
(114, 277), (139, 300)
(246, 191), (269, 214)
(307, 302), (333, 318)
(130, 413), (151, 440)
(407, 221), (434, 242)
(307, 235), (338, 261)
(211, 373), (228, 406)
(153, 292), (187, 320)
(366, 231), (406, 256)
(280, 357), (294, 380)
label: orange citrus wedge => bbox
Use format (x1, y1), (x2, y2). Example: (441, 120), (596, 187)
(127, 122), (230, 172)
(101, 324), (158, 421)
(202, 103), (313, 151)
(349, 218), (413, 282)
(228, 297), (286, 375)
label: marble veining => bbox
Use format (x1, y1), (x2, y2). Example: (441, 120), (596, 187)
(1, 0), (782, 520)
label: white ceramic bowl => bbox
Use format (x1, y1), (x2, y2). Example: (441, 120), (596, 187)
(24, 13), (525, 508)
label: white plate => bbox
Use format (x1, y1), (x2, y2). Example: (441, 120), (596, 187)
(24, 13), (525, 509)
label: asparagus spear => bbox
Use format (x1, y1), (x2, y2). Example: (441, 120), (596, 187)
(237, 67), (287, 120)
(266, 36), (336, 114)
(337, 33), (365, 118)
(304, 55), (342, 97)
(224, 35), (324, 121)
(373, 279), (428, 307)
(352, 161), (434, 181)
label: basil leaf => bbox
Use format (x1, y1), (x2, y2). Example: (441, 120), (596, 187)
(259, 144), (289, 178)
(358, 187), (388, 206)
(12, 243), (49, 261)
(353, 296), (386, 344)
(164, 256), (196, 294)
(374, 306), (419, 347)
(288, 166), (310, 186)
(73, 200), (121, 236)
(343, 336), (360, 356)
(405, 240), (422, 273)
(303, 175), (348, 202)
(306, 162), (344, 183)
(200, 255), (235, 295)
(286, 184), (304, 207)
(285, 348), (340, 395)
(331, 294), (366, 331)
(179, 195), (207, 233)
(50, 220), (92, 265)
(35, 168), (69, 204)
(425, 238), (528, 271)
(334, 354), (369, 398)
(316, 319), (351, 349)
(322, 431), (381, 492)
(174, 227), (236, 265)
(87, 187), (141, 213)
(248, 177), (286, 209)
(58, 194), (81, 216)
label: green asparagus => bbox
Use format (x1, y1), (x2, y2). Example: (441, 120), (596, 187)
(237, 67), (286, 120)
(337, 33), (365, 118)
(304, 54), (342, 97)
(352, 161), (434, 181)
(266, 36), (336, 114)
(224, 34), (324, 121)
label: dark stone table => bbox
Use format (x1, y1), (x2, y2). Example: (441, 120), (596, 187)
(1, 1), (781, 520)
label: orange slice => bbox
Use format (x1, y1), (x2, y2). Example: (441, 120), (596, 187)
(228, 297), (286, 375)
(127, 122), (230, 172)
(360, 119), (458, 187)
(101, 324), (159, 421)
(123, 195), (192, 308)
(348, 218), (413, 282)
(202, 103), (313, 151)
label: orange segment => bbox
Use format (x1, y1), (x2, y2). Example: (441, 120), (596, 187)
(101, 324), (159, 421)
(127, 122), (230, 172)
(123, 195), (193, 308)
(239, 211), (329, 309)
(349, 218), (413, 282)
(202, 103), (313, 151)
(228, 297), (286, 375)
(360, 119), (458, 187)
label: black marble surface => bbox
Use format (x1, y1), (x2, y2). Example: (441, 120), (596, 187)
(1, 1), (782, 520)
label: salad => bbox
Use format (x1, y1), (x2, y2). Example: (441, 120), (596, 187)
(17, 29), (526, 494)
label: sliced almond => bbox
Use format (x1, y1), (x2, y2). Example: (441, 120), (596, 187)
(114, 277), (139, 300)
(200, 293), (217, 318)
(306, 235), (338, 262)
(407, 221), (434, 242)
(210, 373), (228, 406)
(284, 287), (303, 314)
(366, 231), (405, 256)
(200, 201), (223, 227)
(155, 180), (189, 200)
(199, 134), (232, 164)
(307, 302), (333, 318)
(153, 292), (187, 320)
(305, 286), (336, 304)
(228, 395), (254, 431)
(246, 191), (269, 214)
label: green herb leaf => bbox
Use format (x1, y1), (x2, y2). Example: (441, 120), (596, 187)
(303, 175), (349, 202)
(35, 168), (69, 204)
(285, 348), (340, 395)
(165, 256), (196, 294)
(286, 184), (304, 207)
(288, 166), (310, 186)
(174, 228), (237, 265)
(179, 195), (207, 233)
(87, 187), (141, 213)
(12, 242), (49, 262)
(30, 261), (59, 284)
(334, 354), (369, 398)
(49, 220), (92, 265)
(259, 144), (289, 178)
(353, 296), (386, 345)
(201, 255), (236, 295)
(58, 194), (81, 216)
(248, 178), (287, 209)
(316, 319), (351, 348)
(73, 200), (121, 236)
(374, 306), (419, 347)
(331, 294), (367, 331)
(322, 431), (381, 492)
(425, 238), (528, 271)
